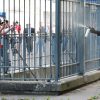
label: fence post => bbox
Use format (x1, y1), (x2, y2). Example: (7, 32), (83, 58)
(55, 0), (61, 81)
(96, 0), (100, 70)
(77, 0), (85, 75)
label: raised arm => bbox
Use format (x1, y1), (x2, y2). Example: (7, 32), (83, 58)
(90, 27), (100, 35)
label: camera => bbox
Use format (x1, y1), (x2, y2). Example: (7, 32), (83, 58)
(0, 19), (8, 25)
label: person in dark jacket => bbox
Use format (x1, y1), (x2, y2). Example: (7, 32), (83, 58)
(90, 27), (100, 35)
(24, 27), (35, 53)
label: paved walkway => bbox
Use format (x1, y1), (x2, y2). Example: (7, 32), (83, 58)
(0, 80), (100, 100)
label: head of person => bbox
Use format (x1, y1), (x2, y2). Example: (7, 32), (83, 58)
(4, 20), (10, 28)
(15, 21), (18, 25)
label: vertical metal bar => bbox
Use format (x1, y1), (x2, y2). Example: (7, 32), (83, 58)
(93, 0), (97, 69)
(3, 0), (5, 66)
(18, 0), (21, 72)
(55, 0), (61, 81)
(71, 2), (73, 63)
(13, 0), (16, 75)
(78, 0), (85, 75)
(50, 0), (52, 80)
(90, 0), (93, 61)
(73, 2), (78, 73)
(39, 0), (42, 77)
(69, 1), (70, 64)
(68, 1), (70, 75)
(44, 0), (46, 78)
(65, 1), (68, 71)
(3, 0), (5, 77)
(62, 0), (64, 66)
(65, 0), (68, 76)
(95, 1), (98, 70)
(69, 2), (72, 64)
(34, 0), (36, 77)
(28, 0), (31, 68)
(68, 1), (70, 64)
(72, 2), (74, 64)
(75, 2), (78, 74)
(97, 1), (100, 69)
(72, 1), (76, 74)
(62, 0), (65, 76)
(8, 0), (11, 78)
(23, 0), (26, 80)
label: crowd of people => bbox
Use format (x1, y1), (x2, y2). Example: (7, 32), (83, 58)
(0, 19), (69, 73)
(0, 19), (21, 73)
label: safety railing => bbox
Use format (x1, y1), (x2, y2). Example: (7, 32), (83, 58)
(0, 0), (100, 81)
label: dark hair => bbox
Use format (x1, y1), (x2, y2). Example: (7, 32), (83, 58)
(24, 28), (35, 33)
(15, 21), (18, 24)
(5, 20), (8, 23)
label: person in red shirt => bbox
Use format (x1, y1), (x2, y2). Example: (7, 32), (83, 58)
(0, 20), (5, 49)
(10, 21), (21, 55)
(15, 21), (21, 44)
(15, 21), (21, 34)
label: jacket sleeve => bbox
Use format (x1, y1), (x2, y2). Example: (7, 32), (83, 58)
(90, 28), (100, 36)
(95, 31), (100, 36)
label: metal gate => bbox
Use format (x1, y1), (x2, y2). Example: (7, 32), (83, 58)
(0, 0), (100, 81)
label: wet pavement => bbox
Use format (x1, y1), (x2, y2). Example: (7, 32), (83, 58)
(0, 80), (100, 100)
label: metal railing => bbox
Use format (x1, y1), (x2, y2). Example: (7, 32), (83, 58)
(0, 0), (100, 81)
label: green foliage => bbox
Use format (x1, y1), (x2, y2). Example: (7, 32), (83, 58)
(47, 97), (50, 100)
(67, 98), (70, 100)
(24, 98), (30, 100)
(1, 97), (7, 100)
(88, 96), (99, 100)
(32, 97), (35, 100)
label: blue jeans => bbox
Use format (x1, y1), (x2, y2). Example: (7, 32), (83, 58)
(2, 36), (10, 73)
(36, 36), (45, 54)
(26, 36), (33, 53)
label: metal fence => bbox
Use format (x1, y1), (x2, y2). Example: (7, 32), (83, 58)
(0, 0), (100, 81)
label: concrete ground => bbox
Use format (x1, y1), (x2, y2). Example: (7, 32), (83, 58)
(0, 80), (100, 100)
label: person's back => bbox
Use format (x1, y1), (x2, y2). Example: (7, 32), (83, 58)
(24, 27), (35, 53)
